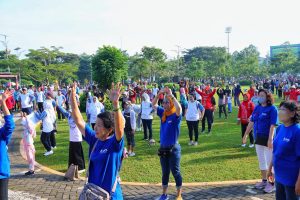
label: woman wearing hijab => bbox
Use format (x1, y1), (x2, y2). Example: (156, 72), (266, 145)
(152, 87), (183, 200)
(89, 96), (105, 129)
(141, 92), (154, 141)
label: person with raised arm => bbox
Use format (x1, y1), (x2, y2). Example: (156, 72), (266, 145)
(0, 90), (15, 200)
(70, 82), (125, 199)
(152, 87), (183, 200)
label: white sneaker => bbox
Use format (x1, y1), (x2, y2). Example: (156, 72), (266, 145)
(51, 146), (57, 150)
(188, 141), (194, 146)
(129, 152), (136, 157)
(44, 150), (53, 156)
(241, 144), (247, 147)
(249, 144), (255, 148)
(193, 142), (198, 146)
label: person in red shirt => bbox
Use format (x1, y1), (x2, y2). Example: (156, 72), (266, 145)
(5, 89), (15, 113)
(237, 93), (255, 148)
(248, 85), (255, 99)
(128, 88), (137, 104)
(284, 85), (300, 103)
(195, 86), (216, 134)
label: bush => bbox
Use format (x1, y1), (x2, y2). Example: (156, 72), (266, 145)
(79, 94), (87, 112)
(239, 80), (252, 86)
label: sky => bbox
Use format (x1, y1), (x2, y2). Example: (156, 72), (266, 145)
(1, 0), (300, 59)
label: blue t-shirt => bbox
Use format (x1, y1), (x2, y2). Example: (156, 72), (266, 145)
(250, 105), (278, 138)
(84, 125), (124, 200)
(0, 115), (15, 179)
(157, 106), (182, 147)
(273, 124), (300, 186)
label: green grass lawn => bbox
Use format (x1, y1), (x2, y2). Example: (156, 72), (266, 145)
(34, 91), (282, 183)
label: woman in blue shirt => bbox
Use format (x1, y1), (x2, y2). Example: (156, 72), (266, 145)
(0, 90), (15, 200)
(152, 87), (183, 200)
(70, 82), (125, 200)
(243, 89), (278, 193)
(268, 101), (300, 200)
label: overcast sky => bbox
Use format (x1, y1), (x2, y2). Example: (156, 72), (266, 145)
(1, 0), (299, 58)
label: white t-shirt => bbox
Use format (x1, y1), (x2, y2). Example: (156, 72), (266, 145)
(195, 91), (202, 101)
(186, 101), (204, 121)
(42, 110), (56, 133)
(19, 94), (32, 108)
(141, 101), (154, 120)
(89, 102), (105, 123)
(36, 91), (44, 103)
(68, 117), (82, 142)
(152, 88), (159, 96)
(227, 96), (232, 104)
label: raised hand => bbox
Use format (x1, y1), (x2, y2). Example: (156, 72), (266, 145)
(0, 90), (12, 104)
(107, 82), (122, 107)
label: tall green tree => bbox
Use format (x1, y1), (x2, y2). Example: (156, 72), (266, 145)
(231, 45), (260, 77)
(78, 53), (92, 84)
(141, 46), (167, 82)
(183, 47), (228, 78)
(270, 42), (298, 74)
(92, 46), (128, 90)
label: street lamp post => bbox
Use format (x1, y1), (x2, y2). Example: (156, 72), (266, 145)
(225, 27), (232, 54)
(224, 27), (232, 82)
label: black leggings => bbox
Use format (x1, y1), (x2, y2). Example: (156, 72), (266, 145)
(0, 178), (8, 200)
(186, 120), (199, 142)
(219, 105), (227, 118)
(142, 119), (153, 140)
(202, 109), (213, 132)
(41, 132), (51, 151)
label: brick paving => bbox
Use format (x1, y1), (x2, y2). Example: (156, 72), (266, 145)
(7, 119), (275, 200)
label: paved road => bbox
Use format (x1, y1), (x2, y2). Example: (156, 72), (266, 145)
(7, 119), (275, 200)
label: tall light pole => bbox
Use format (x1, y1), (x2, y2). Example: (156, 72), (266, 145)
(225, 27), (232, 54)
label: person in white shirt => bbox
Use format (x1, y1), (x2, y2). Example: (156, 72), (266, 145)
(122, 101), (136, 156)
(35, 105), (56, 156)
(185, 93), (205, 146)
(195, 86), (202, 103)
(55, 90), (66, 120)
(18, 88), (35, 115)
(28, 85), (36, 110)
(88, 96), (105, 129)
(36, 87), (45, 112)
(141, 93), (154, 140)
(152, 84), (159, 97)
(57, 105), (85, 172)
(43, 92), (57, 150)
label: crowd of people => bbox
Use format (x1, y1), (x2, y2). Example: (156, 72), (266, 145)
(0, 76), (299, 200)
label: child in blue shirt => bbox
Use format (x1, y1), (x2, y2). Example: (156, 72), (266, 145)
(0, 90), (15, 200)
(268, 101), (300, 199)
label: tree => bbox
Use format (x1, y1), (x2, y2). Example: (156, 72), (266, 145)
(183, 47), (228, 78)
(270, 42), (298, 74)
(92, 46), (128, 90)
(185, 57), (205, 81)
(128, 54), (149, 81)
(78, 53), (92, 84)
(141, 46), (167, 82)
(231, 45), (260, 77)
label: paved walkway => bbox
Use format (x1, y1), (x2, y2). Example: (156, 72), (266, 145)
(7, 119), (275, 200)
